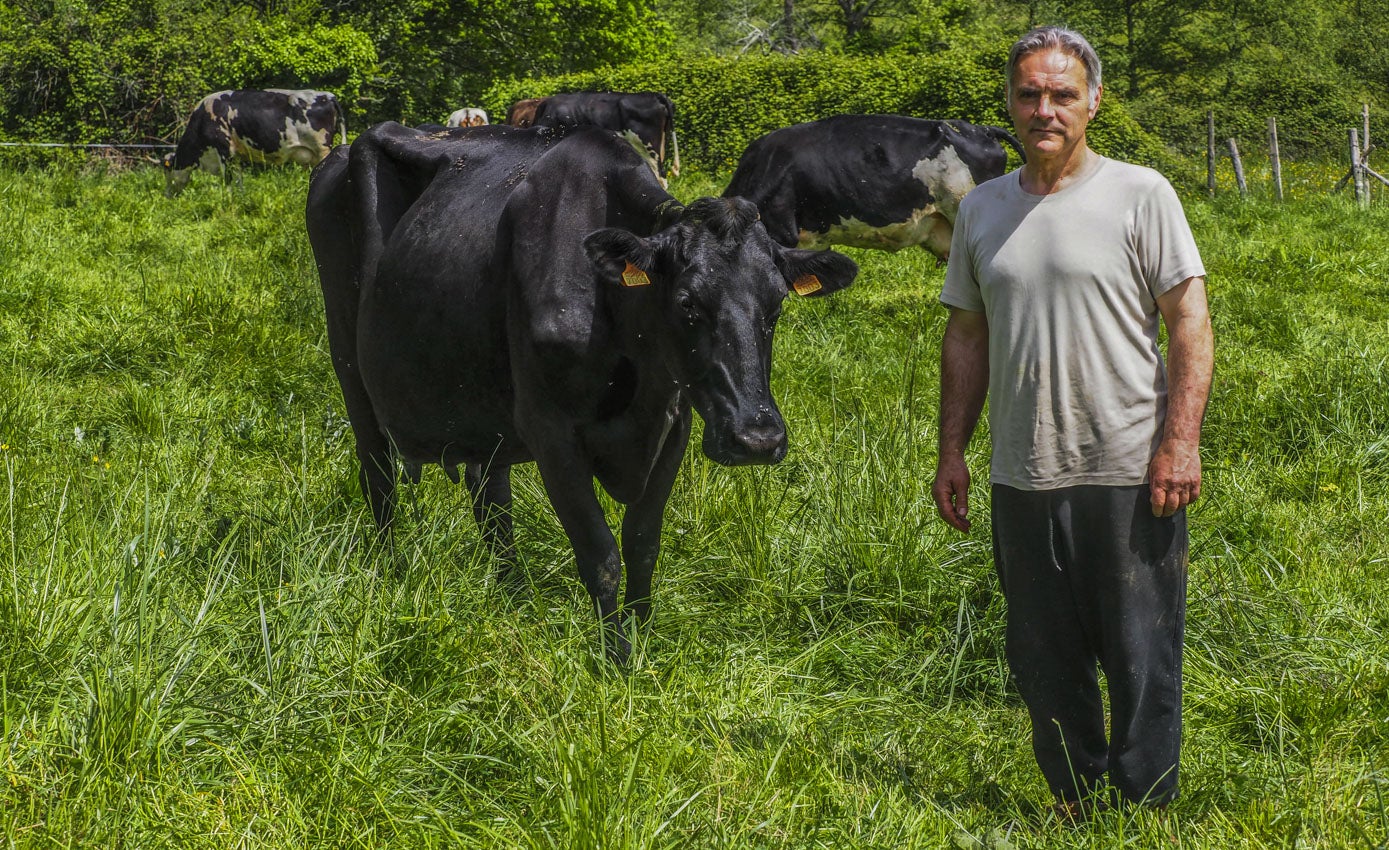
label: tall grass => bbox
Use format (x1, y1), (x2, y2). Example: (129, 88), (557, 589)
(0, 161), (1386, 847)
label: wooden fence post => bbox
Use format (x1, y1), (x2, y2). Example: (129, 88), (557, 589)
(1268, 117), (1283, 202)
(1227, 138), (1247, 198)
(1207, 111), (1216, 196)
(1351, 128), (1368, 209)
(1365, 103), (1373, 201)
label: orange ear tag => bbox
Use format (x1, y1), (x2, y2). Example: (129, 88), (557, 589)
(621, 262), (652, 287)
(791, 274), (823, 296)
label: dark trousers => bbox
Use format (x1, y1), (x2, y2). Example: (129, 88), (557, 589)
(991, 483), (1187, 807)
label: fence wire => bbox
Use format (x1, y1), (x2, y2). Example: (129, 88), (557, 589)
(0, 142), (174, 149)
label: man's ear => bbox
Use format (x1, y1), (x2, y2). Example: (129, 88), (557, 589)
(776, 247), (858, 298)
(583, 228), (657, 286)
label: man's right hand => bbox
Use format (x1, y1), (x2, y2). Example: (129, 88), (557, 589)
(932, 455), (972, 532)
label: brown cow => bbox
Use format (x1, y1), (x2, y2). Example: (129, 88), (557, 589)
(505, 98), (544, 128)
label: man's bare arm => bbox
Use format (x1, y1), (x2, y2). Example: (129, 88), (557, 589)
(933, 307), (990, 532)
(1150, 275), (1213, 517)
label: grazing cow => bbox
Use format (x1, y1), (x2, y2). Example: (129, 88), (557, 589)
(505, 98), (544, 128)
(722, 115), (1024, 261)
(306, 122), (856, 660)
(162, 88), (346, 198)
(446, 107), (489, 128)
(531, 91), (681, 179)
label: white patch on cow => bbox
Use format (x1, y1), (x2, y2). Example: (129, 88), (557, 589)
(912, 143), (977, 221)
(797, 145), (977, 260)
(619, 128), (667, 189)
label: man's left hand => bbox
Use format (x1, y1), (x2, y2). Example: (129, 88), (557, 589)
(1148, 438), (1202, 517)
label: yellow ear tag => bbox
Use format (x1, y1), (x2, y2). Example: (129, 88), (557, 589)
(792, 274), (823, 296)
(621, 261), (651, 287)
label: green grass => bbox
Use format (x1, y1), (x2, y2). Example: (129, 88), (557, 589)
(0, 160), (1387, 848)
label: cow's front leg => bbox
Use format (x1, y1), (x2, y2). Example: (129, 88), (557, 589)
(531, 448), (628, 663)
(620, 405), (691, 626)
(465, 462), (516, 581)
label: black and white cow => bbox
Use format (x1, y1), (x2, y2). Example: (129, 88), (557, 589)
(723, 115), (1024, 261)
(446, 107), (489, 128)
(162, 89), (346, 197)
(531, 91), (681, 180)
(306, 122), (856, 660)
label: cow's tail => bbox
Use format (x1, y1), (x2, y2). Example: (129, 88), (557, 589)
(659, 93), (681, 178)
(334, 96), (348, 146)
(987, 125), (1026, 164)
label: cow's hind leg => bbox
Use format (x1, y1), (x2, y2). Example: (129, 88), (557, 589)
(356, 431), (397, 531)
(620, 406), (692, 627)
(465, 462), (517, 582)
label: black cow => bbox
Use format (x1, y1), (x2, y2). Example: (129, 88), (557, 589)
(723, 115), (1024, 261)
(306, 122), (856, 660)
(162, 89), (346, 197)
(531, 91), (681, 180)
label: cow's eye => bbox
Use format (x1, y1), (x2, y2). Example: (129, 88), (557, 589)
(676, 292), (699, 320)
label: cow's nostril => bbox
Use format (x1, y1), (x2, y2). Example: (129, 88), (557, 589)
(736, 422), (786, 456)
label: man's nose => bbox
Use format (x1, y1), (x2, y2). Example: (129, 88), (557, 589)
(1036, 95), (1056, 119)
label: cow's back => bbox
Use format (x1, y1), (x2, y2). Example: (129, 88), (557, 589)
(353, 124), (566, 464)
(232, 89), (339, 164)
(532, 92), (670, 154)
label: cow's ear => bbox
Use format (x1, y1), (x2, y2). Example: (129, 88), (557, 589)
(584, 228), (658, 287)
(776, 248), (858, 298)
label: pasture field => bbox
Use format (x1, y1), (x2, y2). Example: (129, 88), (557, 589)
(0, 160), (1387, 849)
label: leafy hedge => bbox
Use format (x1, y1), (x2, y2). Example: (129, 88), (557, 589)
(484, 46), (1172, 176)
(0, 0), (375, 147)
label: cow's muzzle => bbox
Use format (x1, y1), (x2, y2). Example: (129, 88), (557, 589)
(702, 410), (787, 466)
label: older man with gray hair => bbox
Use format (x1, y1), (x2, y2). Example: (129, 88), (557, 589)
(932, 26), (1213, 818)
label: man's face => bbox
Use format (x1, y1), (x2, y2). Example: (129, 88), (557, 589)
(1007, 48), (1100, 162)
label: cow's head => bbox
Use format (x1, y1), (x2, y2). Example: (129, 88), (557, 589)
(584, 197), (857, 466)
(161, 152), (194, 198)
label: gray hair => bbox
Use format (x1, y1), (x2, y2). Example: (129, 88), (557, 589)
(1007, 26), (1102, 106)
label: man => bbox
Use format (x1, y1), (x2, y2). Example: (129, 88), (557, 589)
(932, 26), (1213, 817)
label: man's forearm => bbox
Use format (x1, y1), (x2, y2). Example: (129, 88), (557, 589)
(1160, 279), (1213, 445)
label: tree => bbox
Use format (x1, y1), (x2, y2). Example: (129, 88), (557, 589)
(333, 0), (672, 124)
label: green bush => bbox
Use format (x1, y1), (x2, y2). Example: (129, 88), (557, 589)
(0, 0), (375, 147)
(484, 45), (1170, 176)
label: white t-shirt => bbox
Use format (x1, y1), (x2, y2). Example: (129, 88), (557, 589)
(940, 155), (1206, 490)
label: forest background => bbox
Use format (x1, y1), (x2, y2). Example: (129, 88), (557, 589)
(1, 0), (1386, 175)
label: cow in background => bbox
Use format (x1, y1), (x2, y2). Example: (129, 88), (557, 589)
(446, 107), (489, 128)
(531, 91), (681, 181)
(162, 89), (346, 198)
(723, 115), (1024, 262)
(505, 98), (544, 128)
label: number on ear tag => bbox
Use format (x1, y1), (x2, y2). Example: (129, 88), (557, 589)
(791, 274), (822, 296)
(621, 262), (652, 287)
